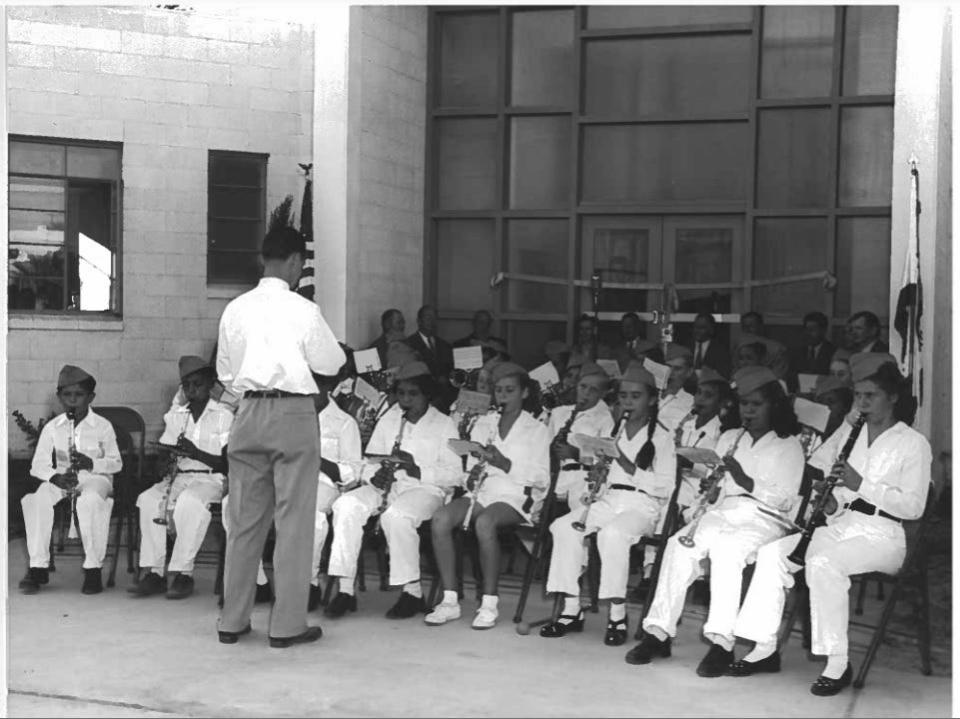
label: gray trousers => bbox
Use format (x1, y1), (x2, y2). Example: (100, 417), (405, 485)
(220, 396), (320, 638)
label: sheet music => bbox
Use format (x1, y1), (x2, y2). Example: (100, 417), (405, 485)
(353, 348), (382, 374)
(453, 345), (484, 370)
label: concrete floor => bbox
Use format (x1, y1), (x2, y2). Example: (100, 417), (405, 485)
(6, 538), (952, 718)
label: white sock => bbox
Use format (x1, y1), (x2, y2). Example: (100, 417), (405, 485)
(149, 569), (164, 578)
(561, 596), (581, 619)
(823, 654), (849, 679)
(645, 624), (669, 642)
(442, 590), (458, 606)
(609, 602), (626, 623)
(481, 594), (499, 610)
(743, 641), (777, 663)
(404, 581), (422, 598)
(705, 633), (734, 651)
(339, 578), (356, 596)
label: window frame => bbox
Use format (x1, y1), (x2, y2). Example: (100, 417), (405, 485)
(206, 149), (269, 286)
(7, 134), (123, 317)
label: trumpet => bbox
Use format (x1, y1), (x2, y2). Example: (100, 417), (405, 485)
(572, 411), (630, 532)
(373, 410), (409, 535)
(677, 428), (748, 548)
(64, 409), (81, 540)
(787, 414), (866, 567)
(462, 404), (504, 531)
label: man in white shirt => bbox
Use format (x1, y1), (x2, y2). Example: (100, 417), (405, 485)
(130, 356), (233, 600)
(215, 226), (345, 648)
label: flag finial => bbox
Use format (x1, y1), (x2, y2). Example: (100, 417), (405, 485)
(908, 154), (919, 169)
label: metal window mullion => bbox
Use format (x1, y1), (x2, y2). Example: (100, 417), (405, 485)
(424, 9), (438, 307)
(827, 6), (846, 327)
(568, 4), (584, 346)
(579, 22), (754, 40)
(744, 4), (762, 317)
(62, 177), (70, 311)
(496, 6), (508, 334)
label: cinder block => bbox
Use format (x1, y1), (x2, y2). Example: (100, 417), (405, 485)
(143, 9), (187, 36)
(229, 64), (273, 88)
(164, 211), (204, 234)
(207, 84), (251, 108)
(120, 30), (167, 57)
(205, 39), (250, 66)
(249, 86), (299, 113)
(7, 42), (57, 68)
(7, 88), (59, 116)
(75, 335), (122, 360)
(99, 52), (149, 76)
(55, 92), (102, 117)
(162, 35), (208, 61)
(96, 7), (147, 33)
(182, 13), (233, 41)
(163, 124), (207, 149)
(161, 79), (209, 105)
(122, 120), (169, 144)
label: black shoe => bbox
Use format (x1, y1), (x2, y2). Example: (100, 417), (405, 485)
(308, 584), (323, 612)
(386, 591), (426, 619)
(19, 567), (49, 594)
(539, 610), (586, 638)
(604, 617), (629, 647)
(166, 573), (195, 600)
(128, 572), (167, 597)
(269, 625), (323, 648)
(324, 592), (357, 618)
(697, 643), (735, 678)
(810, 664), (853, 697)
(218, 623), (252, 645)
(81, 568), (103, 595)
(728, 651), (782, 677)
(625, 632), (672, 665)
(692, 579), (711, 606)
(255, 582), (273, 604)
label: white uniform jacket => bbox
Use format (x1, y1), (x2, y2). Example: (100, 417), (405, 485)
(318, 401), (363, 490)
(605, 421), (677, 503)
(713, 428), (804, 520)
(31, 409), (122, 486)
(158, 399), (233, 480)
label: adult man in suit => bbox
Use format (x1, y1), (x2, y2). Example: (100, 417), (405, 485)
(452, 309), (505, 349)
(690, 313), (732, 379)
(406, 305), (455, 409)
(368, 309), (406, 368)
(740, 311), (789, 380)
(791, 311), (836, 376)
(847, 311), (889, 353)
(612, 312), (662, 372)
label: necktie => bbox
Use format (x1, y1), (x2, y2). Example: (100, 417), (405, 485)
(428, 336), (435, 353)
(694, 343), (703, 369)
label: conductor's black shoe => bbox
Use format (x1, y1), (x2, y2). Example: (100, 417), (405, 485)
(81, 568), (103, 595)
(128, 572), (166, 597)
(166, 573), (194, 600)
(604, 617), (629, 647)
(269, 625), (323, 648)
(810, 664), (853, 697)
(727, 652), (782, 677)
(19, 567), (48, 594)
(386, 591), (426, 619)
(218, 623), (252, 645)
(697, 643), (735, 677)
(624, 632), (672, 665)
(324, 592), (357, 618)
(307, 584), (323, 612)
(539, 610), (585, 638)
(254, 582), (273, 604)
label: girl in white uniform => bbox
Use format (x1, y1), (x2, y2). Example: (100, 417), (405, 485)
(730, 353), (931, 696)
(426, 362), (551, 630)
(541, 361), (675, 645)
(627, 365), (804, 677)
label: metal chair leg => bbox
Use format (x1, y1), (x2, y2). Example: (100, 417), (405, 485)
(214, 523), (226, 597)
(106, 510), (123, 588)
(586, 535), (600, 614)
(916, 556), (933, 676)
(853, 577), (905, 689)
(377, 541), (390, 591)
(778, 585), (801, 649)
(855, 577), (868, 615)
(357, 548), (367, 592)
(513, 522), (551, 624)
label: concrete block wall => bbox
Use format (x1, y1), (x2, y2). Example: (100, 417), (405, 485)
(6, 5), (314, 455)
(346, 6), (427, 348)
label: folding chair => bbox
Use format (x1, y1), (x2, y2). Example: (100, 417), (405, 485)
(778, 484), (937, 689)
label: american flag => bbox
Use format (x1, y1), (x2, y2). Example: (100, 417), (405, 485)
(893, 156), (923, 405)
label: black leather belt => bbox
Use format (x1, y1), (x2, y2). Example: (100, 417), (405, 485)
(244, 389), (308, 399)
(847, 498), (902, 524)
(609, 484), (650, 496)
(561, 462), (585, 472)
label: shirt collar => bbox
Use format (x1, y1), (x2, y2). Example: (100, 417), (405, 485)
(56, 408), (98, 427)
(258, 277), (291, 292)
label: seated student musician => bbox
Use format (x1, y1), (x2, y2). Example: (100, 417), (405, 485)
(812, 374), (854, 439)
(130, 357), (232, 599)
(626, 366), (804, 677)
(426, 362), (551, 629)
(20, 365), (123, 595)
(548, 361), (615, 508)
(658, 344), (696, 433)
(729, 353), (930, 696)
(829, 348), (853, 384)
(541, 362), (675, 645)
(325, 361), (461, 619)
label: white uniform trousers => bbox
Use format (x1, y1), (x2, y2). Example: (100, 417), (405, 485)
(310, 482), (340, 583)
(644, 474), (698, 568)
(22, 476), (113, 570)
(328, 484), (443, 586)
(136, 473), (224, 573)
(555, 468), (589, 509)
(735, 515), (905, 657)
(643, 496), (787, 647)
(547, 489), (661, 600)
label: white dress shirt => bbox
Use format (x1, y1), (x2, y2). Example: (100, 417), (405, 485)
(810, 420), (931, 523)
(548, 402), (615, 451)
(318, 401), (363, 489)
(31, 409), (122, 484)
(216, 277), (345, 395)
(714, 428), (804, 515)
(158, 399), (233, 477)
(677, 413), (723, 481)
(363, 403), (461, 495)
(605, 421), (677, 500)
(469, 410), (551, 507)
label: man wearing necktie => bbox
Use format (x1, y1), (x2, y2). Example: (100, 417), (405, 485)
(405, 305), (454, 409)
(215, 227), (345, 648)
(790, 311), (836, 376)
(689, 313), (732, 379)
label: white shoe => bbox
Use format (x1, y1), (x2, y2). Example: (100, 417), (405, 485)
(425, 601), (461, 625)
(472, 605), (498, 630)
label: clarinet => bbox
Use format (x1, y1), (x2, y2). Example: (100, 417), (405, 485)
(787, 414), (866, 567)
(65, 410), (81, 540)
(154, 431), (185, 533)
(572, 410), (630, 532)
(462, 404), (504, 531)
(374, 410), (409, 535)
(551, 406), (582, 475)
